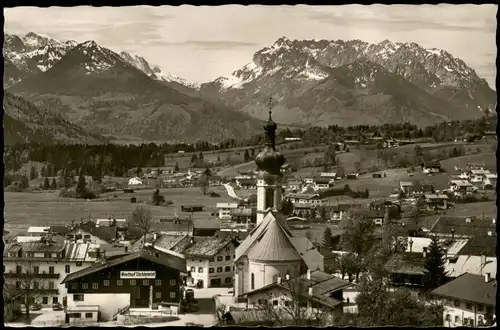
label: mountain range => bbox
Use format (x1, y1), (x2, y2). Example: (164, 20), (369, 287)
(4, 33), (496, 143)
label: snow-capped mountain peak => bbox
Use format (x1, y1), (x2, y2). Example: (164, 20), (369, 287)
(22, 32), (61, 50)
(119, 50), (199, 89)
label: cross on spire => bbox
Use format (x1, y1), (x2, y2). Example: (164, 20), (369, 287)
(268, 97), (273, 120)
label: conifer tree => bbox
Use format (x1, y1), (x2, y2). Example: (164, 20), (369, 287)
(43, 177), (50, 190)
(29, 166), (38, 180)
(51, 178), (57, 190)
(244, 149), (250, 162)
(322, 226), (334, 249)
(423, 236), (448, 291)
(174, 162), (179, 172)
(76, 168), (87, 197)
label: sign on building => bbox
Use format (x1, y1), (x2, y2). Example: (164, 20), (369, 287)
(120, 271), (156, 279)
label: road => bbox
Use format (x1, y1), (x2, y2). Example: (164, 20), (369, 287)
(217, 161), (255, 176)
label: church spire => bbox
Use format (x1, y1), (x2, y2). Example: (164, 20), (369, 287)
(255, 97), (285, 175)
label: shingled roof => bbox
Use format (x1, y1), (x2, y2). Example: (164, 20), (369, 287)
(431, 273), (496, 305)
(457, 235), (497, 257)
(385, 252), (426, 275)
(183, 236), (237, 258)
(429, 216), (496, 237)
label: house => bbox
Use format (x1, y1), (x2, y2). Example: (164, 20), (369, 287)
(470, 169), (491, 183)
(128, 177), (143, 186)
(482, 173), (497, 189)
(208, 175), (223, 186)
(237, 178), (257, 190)
(313, 177), (331, 191)
(61, 248), (185, 323)
(467, 163), (486, 171)
(243, 270), (350, 318)
(162, 166), (177, 174)
(216, 203), (239, 220)
(180, 205), (204, 212)
(366, 136), (385, 145)
(95, 218), (127, 228)
(329, 204), (353, 222)
(68, 221), (120, 245)
(345, 173), (359, 180)
(3, 242), (120, 308)
(284, 193), (324, 206)
(365, 210), (386, 226)
(449, 180), (474, 194)
(405, 237), (468, 257)
(422, 161), (442, 174)
(427, 216), (496, 239)
(230, 207), (256, 223)
(287, 180), (303, 191)
(302, 177), (314, 184)
(151, 219), (193, 236)
(384, 251), (426, 297)
(424, 194), (449, 210)
(457, 234), (497, 258)
(399, 181), (415, 195)
(394, 139), (416, 146)
(142, 234), (239, 289)
(431, 273), (496, 327)
(372, 173), (383, 178)
(192, 219), (220, 236)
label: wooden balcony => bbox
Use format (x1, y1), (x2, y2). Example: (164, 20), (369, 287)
(4, 272), (60, 279)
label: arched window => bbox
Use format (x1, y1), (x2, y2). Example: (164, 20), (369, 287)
(251, 273), (255, 290)
(265, 189), (274, 209)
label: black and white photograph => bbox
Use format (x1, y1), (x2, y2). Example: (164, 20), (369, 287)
(2, 3), (497, 327)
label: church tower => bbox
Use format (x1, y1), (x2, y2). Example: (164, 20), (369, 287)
(254, 98), (286, 226)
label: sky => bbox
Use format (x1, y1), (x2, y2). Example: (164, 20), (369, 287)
(4, 4), (497, 87)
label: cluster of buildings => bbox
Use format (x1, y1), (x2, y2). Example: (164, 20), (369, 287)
(128, 168), (224, 189)
(4, 115), (496, 327)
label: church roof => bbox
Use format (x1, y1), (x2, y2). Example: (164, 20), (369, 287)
(247, 219), (302, 262)
(236, 211), (301, 262)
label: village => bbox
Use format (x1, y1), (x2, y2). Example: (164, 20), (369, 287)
(3, 115), (498, 327)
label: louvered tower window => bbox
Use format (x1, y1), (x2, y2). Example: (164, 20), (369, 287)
(251, 273), (255, 290)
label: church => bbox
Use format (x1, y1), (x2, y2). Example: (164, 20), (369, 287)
(234, 102), (323, 300)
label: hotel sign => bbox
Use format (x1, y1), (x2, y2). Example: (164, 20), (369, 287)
(120, 271), (156, 279)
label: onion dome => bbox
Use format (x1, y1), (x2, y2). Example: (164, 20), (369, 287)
(255, 110), (286, 175)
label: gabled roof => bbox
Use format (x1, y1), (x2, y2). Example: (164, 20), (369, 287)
(431, 273), (496, 305)
(61, 248), (186, 283)
(445, 255), (497, 278)
(183, 236), (237, 258)
(193, 219), (220, 230)
(385, 252), (426, 275)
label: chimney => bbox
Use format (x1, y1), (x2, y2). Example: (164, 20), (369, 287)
(484, 273), (491, 283)
(423, 247), (427, 258)
(153, 233), (157, 241)
(408, 238), (413, 253)
(277, 276), (282, 284)
(306, 269), (311, 280)
(285, 274), (290, 280)
(308, 287), (313, 296)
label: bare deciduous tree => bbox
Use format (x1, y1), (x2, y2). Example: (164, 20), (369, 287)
(130, 206), (153, 245)
(4, 261), (51, 318)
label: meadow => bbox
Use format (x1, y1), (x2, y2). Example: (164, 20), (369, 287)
(3, 187), (234, 229)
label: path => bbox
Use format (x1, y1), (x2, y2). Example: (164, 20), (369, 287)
(223, 183), (243, 201)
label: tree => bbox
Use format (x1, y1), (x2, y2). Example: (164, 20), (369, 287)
(340, 208), (377, 257)
(423, 236), (448, 291)
(191, 154), (198, 165)
(131, 206), (153, 245)
(29, 166), (38, 180)
(76, 168), (87, 197)
(199, 168), (210, 195)
(199, 151), (204, 161)
(216, 155), (221, 163)
(4, 261), (50, 319)
(244, 149), (250, 162)
(323, 144), (336, 171)
(136, 166), (142, 176)
(40, 166), (46, 178)
(355, 276), (443, 326)
(50, 178), (57, 190)
(43, 177), (50, 190)
(152, 189), (165, 206)
(321, 227), (335, 249)
(174, 162), (179, 172)
(280, 199), (294, 215)
(19, 175), (30, 190)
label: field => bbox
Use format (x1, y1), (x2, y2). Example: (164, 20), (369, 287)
(440, 152), (496, 173)
(4, 187), (235, 229)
